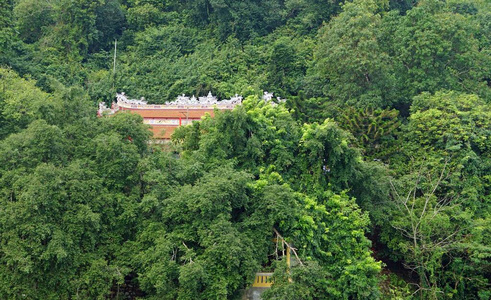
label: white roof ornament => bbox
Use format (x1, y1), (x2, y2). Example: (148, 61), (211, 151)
(101, 91), (284, 118)
(98, 101), (119, 116)
(223, 94), (243, 105)
(164, 92), (242, 106)
(262, 91), (274, 101)
(198, 91), (217, 104)
(260, 92), (287, 106)
(172, 94), (190, 105)
(99, 102), (107, 111)
(114, 91), (244, 108)
(116, 93), (148, 105)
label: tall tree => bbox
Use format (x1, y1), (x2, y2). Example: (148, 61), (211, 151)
(0, 0), (15, 65)
(309, 0), (395, 108)
(390, 0), (491, 104)
(377, 91), (491, 299)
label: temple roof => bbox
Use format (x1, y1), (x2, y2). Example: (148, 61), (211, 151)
(120, 108), (216, 119)
(98, 92), (246, 140)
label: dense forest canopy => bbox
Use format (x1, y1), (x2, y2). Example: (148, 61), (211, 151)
(0, 0), (490, 299)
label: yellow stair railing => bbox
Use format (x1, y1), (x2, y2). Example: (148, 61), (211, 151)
(252, 273), (273, 288)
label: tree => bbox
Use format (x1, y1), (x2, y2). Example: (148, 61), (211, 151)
(386, 162), (472, 299)
(30, 0), (106, 61)
(264, 191), (381, 299)
(266, 36), (305, 96)
(337, 107), (401, 162)
(133, 166), (298, 299)
(390, 0), (491, 104)
(173, 96), (302, 177)
(0, 120), (65, 171)
(0, 68), (57, 138)
(283, 0), (343, 34)
(13, 0), (55, 43)
(93, 132), (140, 191)
(296, 119), (360, 195)
(185, 0), (286, 41)
(0, 161), (124, 299)
(406, 91), (490, 159)
(376, 91), (491, 299)
(310, 0), (395, 108)
(0, 0), (15, 65)
(101, 111), (152, 155)
(92, 0), (126, 52)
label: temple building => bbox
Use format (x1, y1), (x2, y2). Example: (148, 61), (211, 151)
(98, 92), (243, 139)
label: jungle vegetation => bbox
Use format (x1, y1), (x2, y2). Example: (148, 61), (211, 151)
(0, 0), (490, 299)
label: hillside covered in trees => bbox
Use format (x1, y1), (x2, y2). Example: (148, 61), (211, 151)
(0, 0), (490, 299)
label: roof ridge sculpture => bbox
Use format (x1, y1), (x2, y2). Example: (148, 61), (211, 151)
(116, 92), (148, 105)
(164, 91), (242, 106)
(99, 91), (286, 117)
(262, 91), (286, 106)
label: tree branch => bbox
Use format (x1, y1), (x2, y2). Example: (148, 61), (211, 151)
(273, 228), (304, 266)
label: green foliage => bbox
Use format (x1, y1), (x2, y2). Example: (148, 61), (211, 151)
(374, 91), (491, 299)
(126, 3), (168, 31)
(0, 0), (15, 65)
(381, 163), (475, 299)
(263, 261), (332, 300)
(337, 107), (401, 161)
(266, 35), (308, 96)
(310, 0), (395, 107)
(133, 166), (299, 298)
(93, 0), (126, 51)
(309, 0), (490, 109)
(0, 120), (66, 170)
(394, 91), (491, 214)
(1, 0), (490, 298)
(0, 162), (119, 299)
(407, 91), (490, 156)
(0, 68), (57, 138)
(265, 191), (381, 299)
(13, 0), (55, 44)
(185, 0), (285, 41)
(174, 96), (302, 176)
(0, 80), (153, 299)
(283, 0), (343, 34)
(389, 0), (419, 13)
(172, 99), (384, 298)
(297, 119), (360, 194)
(380, 273), (415, 299)
(101, 111), (152, 155)
(388, 0), (491, 104)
